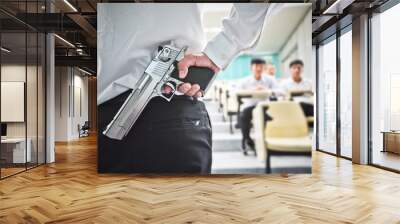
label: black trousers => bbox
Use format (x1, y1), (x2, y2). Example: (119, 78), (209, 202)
(98, 91), (212, 174)
(299, 102), (314, 117)
(239, 105), (256, 140)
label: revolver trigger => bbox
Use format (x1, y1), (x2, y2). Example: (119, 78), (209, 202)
(164, 82), (176, 92)
(159, 81), (176, 102)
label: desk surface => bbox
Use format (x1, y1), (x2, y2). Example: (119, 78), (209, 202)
(236, 90), (271, 96)
(381, 131), (400, 134)
(1, 138), (27, 143)
(292, 96), (314, 105)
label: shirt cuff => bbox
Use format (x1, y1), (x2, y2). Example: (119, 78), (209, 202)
(203, 33), (239, 70)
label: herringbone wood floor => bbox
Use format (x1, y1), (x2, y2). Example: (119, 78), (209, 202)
(1, 135), (400, 224)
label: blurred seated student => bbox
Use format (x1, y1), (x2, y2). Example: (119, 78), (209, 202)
(263, 62), (284, 100)
(236, 58), (278, 153)
(264, 62), (277, 82)
(280, 59), (314, 117)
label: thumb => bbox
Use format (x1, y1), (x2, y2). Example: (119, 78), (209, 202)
(179, 67), (188, 79)
(178, 55), (196, 79)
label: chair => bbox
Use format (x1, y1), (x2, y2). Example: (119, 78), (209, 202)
(306, 117), (314, 127)
(222, 86), (270, 134)
(223, 89), (239, 133)
(217, 82), (227, 114)
(213, 83), (219, 102)
(78, 121), (90, 138)
(252, 101), (312, 173)
(211, 80), (223, 102)
(219, 84), (229, 121)
(234, 90), (271, 152)
(235, 90), (271, 126)
(289, 90), (314, 99)
(289, 90), (314, 127)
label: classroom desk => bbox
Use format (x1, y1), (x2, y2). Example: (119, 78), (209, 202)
(381, 131), (400, 155)
(236, 89), (271, 112)
(292, 96), (314, 105)
(1, 138), (31, 164)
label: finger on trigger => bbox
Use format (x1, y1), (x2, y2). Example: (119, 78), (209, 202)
(163, 85), (173, 94)
(178, 83), (191, 93)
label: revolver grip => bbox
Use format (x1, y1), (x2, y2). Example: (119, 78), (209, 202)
(170, 64), (215, 91)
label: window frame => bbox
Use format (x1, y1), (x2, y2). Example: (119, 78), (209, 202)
(315, 23), (353, 160)
(0, 0), (47, 180)
(367, 0), (400, 173)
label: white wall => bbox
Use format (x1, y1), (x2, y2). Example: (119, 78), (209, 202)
(1, 65), (40, 138)
(1, 63), (46, 164)
(71, 73), (89, 138)
(54, 67), (89, 141)
(1, 65), (26, 137)
(55, 67), (68, 141)
(278, 9), (312, 82)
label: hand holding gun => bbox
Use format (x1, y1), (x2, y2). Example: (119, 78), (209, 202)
(103, 45), (216, 140)
(164, 53), (220, 97)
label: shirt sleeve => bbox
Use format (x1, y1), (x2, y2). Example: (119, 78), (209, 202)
(279, 79), (290, 94)
(269, 77), (285, 96)
(203, 4), (270, 69)
(236, 77), (248, 91)
(306, 80), (314, 92)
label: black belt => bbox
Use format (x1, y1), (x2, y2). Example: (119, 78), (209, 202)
(102, 91), (197, 107)
(172, 95), (196, 101)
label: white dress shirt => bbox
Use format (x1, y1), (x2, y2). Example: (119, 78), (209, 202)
(97, 3), (270, 104)
(263, 73), (279, 87)
(238, 74), (279, 91)
(280, 77), (313, 93)
(236, 75), (278, 109)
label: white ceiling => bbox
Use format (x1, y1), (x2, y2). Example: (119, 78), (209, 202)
(201, 3), (311, 54)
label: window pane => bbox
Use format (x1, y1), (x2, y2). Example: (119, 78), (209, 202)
(318, 38), (337, 154)
(27, 31), (38, 169)
(371, 4), (400, 171)
(1, 31), (28, 177)
(26, 0), (40, 169)
(38, 32), (46, 165)
(0, 1), (46, 179)
(340, 30), (352, 158)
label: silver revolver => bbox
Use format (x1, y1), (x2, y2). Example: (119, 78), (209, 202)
(103, 45), (215, 140)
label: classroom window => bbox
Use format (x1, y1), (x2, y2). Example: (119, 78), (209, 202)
(370, 3), (400, 171)
(0, 1), (46, 179)
(339, 29), (352, 158)
(317, 37), (337, 154)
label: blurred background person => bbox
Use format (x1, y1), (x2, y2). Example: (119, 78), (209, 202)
(263, 62), (282, 100)
(236, 58), (277, 154)
(281, 59), (313, 117)
(264, 62), (277, 81)
(281, 59), (312, 93)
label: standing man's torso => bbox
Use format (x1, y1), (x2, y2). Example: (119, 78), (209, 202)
(97, 4), (206, 104)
